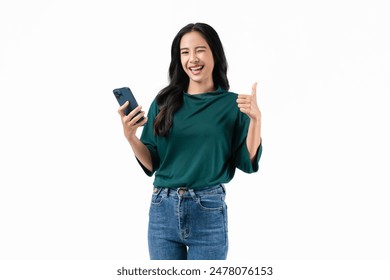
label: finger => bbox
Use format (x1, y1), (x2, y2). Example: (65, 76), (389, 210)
(237, 94), (250, 99)
(237, 99), (252, 106)
(122, 106), (142, 125)
(237, 103), (250, 109)
(239, 107), (250, 115)
(117, 101), (129, 117)
(131, 114), (148, 129)
(138, 116), (148, 126)
(129, 111), (146, 125)
(252, 82), (258, 96)
(128, 105), (142, 119)
(236, 95), (250, 103)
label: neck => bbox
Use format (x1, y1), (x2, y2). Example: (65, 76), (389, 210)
(187, 81), (215, 95)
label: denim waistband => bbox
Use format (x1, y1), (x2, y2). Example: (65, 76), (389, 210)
(154, 184), (225, 198)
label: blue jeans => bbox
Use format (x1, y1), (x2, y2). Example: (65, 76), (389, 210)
(148, 184), (228, 260)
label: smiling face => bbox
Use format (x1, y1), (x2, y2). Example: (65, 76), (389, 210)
(180, 31), (215, 93)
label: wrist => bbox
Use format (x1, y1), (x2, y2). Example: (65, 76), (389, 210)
(127, 134), (138, 144)
(250, 115), (261, 123)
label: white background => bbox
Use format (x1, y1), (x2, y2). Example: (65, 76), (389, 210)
(1, 0), (390, 277)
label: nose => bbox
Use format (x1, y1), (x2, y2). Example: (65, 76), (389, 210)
(190, 52), (199, 64)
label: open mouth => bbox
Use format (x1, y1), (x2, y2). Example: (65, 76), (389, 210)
(189, 65), (204, 73)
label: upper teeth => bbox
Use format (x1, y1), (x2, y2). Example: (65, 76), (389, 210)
(191, 66), (203, 71)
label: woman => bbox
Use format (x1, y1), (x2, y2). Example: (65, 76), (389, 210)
(118, 22), (262, 260)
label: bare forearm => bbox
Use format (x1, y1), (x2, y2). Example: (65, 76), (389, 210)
(128, 135), (153, 172)
(237, 82), (262, 161)
(246, 117), (261, 162)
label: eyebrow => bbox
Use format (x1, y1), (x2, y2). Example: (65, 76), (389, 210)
(180, 46), (208, 51)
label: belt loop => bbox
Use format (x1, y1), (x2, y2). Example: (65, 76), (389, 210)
(158, 187), (169, 198)
(188, 189), (197, 200)
(164, 187), (171, 197)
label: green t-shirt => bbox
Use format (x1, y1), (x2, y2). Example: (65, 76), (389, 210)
(138, 87), (262, 189)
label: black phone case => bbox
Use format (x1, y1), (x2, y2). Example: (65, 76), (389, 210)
(113, 86), (145, 123)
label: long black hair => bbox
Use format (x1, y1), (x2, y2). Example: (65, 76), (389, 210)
(154, 22), (229, 136)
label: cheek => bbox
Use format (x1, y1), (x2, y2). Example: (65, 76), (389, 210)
(206, 59), (215, 72)
(180, 58), (188, 71)
(204, 54), (214, 68)
(208, 57), (215, 68)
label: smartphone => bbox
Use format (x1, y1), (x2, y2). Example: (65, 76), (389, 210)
(113, 86), (145, 124)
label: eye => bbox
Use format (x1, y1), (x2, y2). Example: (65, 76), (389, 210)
(181, 51), (189, 55)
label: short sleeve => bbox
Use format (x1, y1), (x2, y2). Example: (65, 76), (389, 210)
(137, 99), (160, 176)
(232, 112), (262, 173)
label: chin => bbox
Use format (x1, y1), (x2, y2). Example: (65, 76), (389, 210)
(190, 77), (204, 83)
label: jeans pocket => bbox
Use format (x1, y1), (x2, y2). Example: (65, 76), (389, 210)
(151, 188), (166, 206)
(197, 193), (225, 211)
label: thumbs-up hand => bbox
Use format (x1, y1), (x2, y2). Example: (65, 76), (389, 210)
(236, 82), (261, 121)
